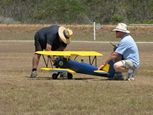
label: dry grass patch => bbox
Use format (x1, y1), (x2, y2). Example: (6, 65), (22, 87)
(0, 24), (153, 41)
(0, 41), (153, 115)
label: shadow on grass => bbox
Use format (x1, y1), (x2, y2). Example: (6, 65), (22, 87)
(25, 76), (51, 80)
(73, 78), (95, 80)
(25, 75), (98, 81)
(25, 76), (126, 81)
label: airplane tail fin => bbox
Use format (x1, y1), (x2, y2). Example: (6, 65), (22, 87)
(99, 60), (115, 78)
(101, 64), (110, 72)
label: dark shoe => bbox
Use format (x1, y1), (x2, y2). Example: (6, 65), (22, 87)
(112, 72), (124, 80)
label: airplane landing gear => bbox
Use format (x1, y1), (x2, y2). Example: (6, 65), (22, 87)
(52, 72), (73, 79)
(67, 73), (73, 79)
(52, 73), (59, 79)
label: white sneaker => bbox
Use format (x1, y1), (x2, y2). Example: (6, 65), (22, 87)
(128, 77), (135, 81)
(30, 71), (37, 78)
(127, 69), (135, 81)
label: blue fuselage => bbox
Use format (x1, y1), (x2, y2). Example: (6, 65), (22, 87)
(54, 58), (114, 77)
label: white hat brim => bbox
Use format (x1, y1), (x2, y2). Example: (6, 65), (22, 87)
(112, 28), (130, 33)
(58, 26), (71, 44)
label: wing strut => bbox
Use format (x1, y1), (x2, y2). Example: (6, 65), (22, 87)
(42, 55), (54, 68)
(89, 56), (97, 66)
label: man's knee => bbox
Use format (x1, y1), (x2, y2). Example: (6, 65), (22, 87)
(113, 60), (125, 72)
(113, 63), (121, 71)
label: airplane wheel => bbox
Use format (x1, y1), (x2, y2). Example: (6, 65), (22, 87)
(67, 73), (73, 79)
(52, 73), (59, 79)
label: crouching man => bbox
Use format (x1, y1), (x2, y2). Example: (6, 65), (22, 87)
(99, 23), (139, 81)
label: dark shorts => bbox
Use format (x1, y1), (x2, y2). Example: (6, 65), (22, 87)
(34, 32), (46, 51)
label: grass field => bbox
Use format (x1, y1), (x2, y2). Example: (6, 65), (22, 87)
(0, 24), (153, 41)
(0, 25), (153, 115)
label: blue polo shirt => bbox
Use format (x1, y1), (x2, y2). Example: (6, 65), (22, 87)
(115, 34), (140, 68)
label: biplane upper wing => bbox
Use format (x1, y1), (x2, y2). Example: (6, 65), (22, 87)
(36, 51), (71, 56)
(40, 67), (76, 74)
(36, 51), (103, 56)
(71, 51), (103, 56)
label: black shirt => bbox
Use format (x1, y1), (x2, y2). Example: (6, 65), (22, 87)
(36, 25), (67, 50)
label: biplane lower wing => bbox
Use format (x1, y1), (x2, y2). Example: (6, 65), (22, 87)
(40, 68), (76, 74)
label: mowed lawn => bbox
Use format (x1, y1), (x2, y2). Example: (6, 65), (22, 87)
(0, 25), (153, 115)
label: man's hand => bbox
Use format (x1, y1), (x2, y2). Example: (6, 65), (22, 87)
(98, 64), (105, 70)
(46, 43), (52, 51)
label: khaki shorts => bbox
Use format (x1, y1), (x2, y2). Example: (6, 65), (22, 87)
(121, 60), (135, 70)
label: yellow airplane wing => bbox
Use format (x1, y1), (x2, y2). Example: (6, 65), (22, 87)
(40, 67), (76, 74)
(36, 51), (103, 56)
(69, 51), (103, 56)
(36, 51), (71, 56)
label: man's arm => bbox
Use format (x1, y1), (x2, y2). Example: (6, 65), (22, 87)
(98, 52), (121, 70)
(45, 43), (56, 65)
(46, 43), (52, 51)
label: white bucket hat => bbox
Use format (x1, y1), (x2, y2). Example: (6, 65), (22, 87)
(58, 26), (73, 44)
(112, 23), (130, 33)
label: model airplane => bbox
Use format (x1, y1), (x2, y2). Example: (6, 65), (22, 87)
(36, 51), (115, 79)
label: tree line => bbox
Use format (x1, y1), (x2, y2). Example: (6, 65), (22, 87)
(0, 0), (153, 24)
